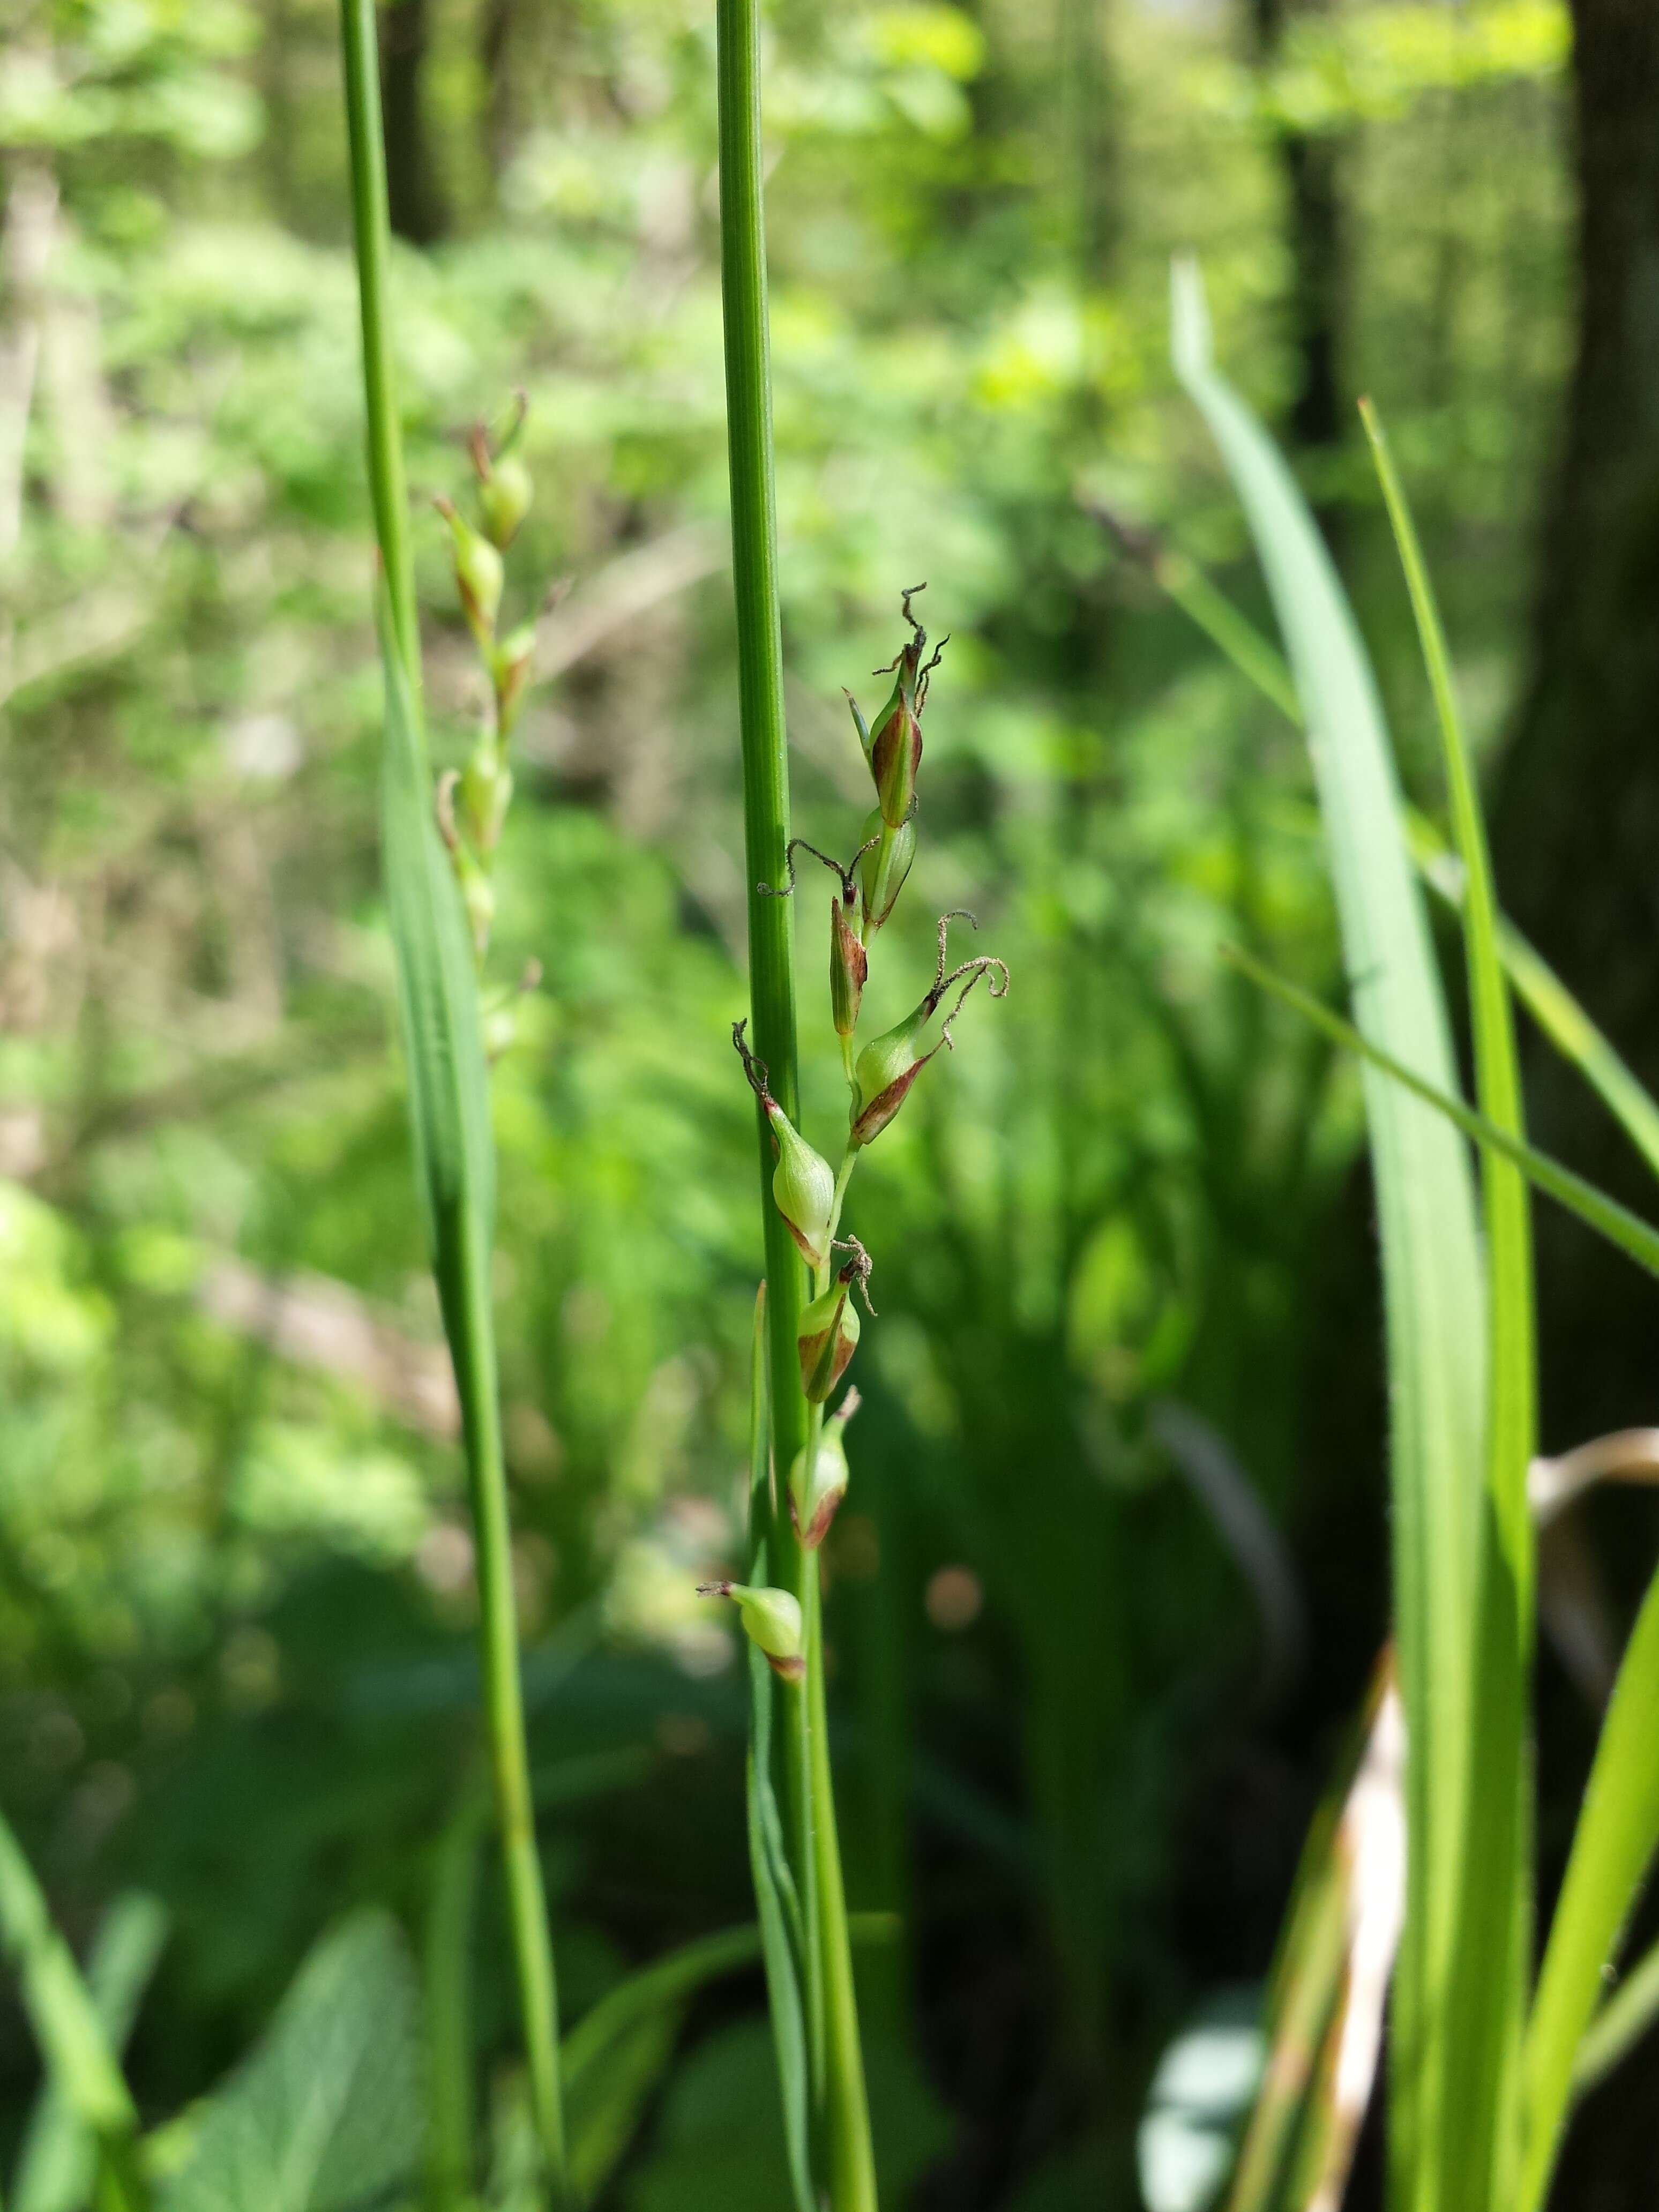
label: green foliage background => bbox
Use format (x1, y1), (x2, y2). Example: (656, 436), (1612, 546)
(0, 0), (1595, 2203)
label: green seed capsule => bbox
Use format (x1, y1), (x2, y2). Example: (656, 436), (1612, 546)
(697, 1581), (804, 1680)
(850, 1002), (943, 1149)
(789, 1389), (859, 1549)
(460, 737), (513, 856)
(733, 1019), (836, 1269)
(850, 913), (1009, 1147)
(436, 498), (504, 646)
(764, 1098), (836, 1270)
(797, 1278), (861, 1401)
(856, 809), (916, 932)
(870, 690), (921, 831)
(479, 455), (533, 550)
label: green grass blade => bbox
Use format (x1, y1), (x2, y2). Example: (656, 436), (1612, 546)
(1225, 1753), (1354, 2212)
(1224, 947), (1659, 1281)
(423, 1782), (488, 2211)
(1362, 398), (1535, 2212)
(9, 1894), (166, 2212)
(1172, 259), (1485, 2212)
(1519, 1567), (1659, 2211)
(1479, 907), (1659, 1185)
(0, 1814), (150, 2212)
(1572, 1932), (1659, 2098)
(340, 0), (566, 2168)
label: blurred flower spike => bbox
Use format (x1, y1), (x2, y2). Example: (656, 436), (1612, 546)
(470, 391), (534, 550)
(435, 496), (503, 647)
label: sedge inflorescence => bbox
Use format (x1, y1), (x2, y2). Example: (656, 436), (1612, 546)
(705, 587), (1009, 1662)
(432, 393), (547, 1055)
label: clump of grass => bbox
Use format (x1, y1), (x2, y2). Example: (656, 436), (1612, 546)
(1170, 263), (1659, 2212)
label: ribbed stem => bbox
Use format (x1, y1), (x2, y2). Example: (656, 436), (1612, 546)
(338, 1), (566, 2191)
(714, 3), (878, 2204)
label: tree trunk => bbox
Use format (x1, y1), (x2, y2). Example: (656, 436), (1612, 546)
(380, 0), (446, 245)
(1250, 0), (1345, 451)
(1492, 0), (1659, 1450)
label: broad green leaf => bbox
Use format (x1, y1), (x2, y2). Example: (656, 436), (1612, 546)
(560, 1912), (894, 2208)
(0, 1809), (148, 2212)
(1223, 947), (1659, 1282)
(11, 1893), (168, 2212)
(157, 1910), (423, 2212)
(1363, 398), (1534, 2212)
(567, 2008), (682, 2206)
(1172, 260), (1485, 2212)
(1520, 1567), (1659, 2211)
(622, 2014), (943, 2212)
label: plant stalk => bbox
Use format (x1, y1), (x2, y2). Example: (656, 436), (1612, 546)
(714, 1), (877, 2201)
(338, 0), (567, 2190)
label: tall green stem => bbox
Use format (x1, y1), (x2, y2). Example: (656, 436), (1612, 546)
(338, 0), (566, 2190)
(714, 3), (877, 2203)
(806, 1561), (880, 2212)
(715, 0), (805, 1504)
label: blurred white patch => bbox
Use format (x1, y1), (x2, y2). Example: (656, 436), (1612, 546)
(222, 711), (302, 782)
(1138, 1989), (1265, 2212)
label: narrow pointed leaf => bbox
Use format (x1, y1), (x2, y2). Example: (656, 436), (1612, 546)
(1572, 1932), (1659, 2097)
(1520, 1566), (1659, 2211)
(1144, 541), (1659, 1192)
(11, 1894), (168, 2212)
(0, 1810), (149, 2211)
(1363, 398), (1534, 2212)
(1224, 947), (1659, 1282)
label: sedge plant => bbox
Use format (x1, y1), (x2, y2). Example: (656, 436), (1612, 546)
(1168, 261), (1659, 2212)
(705, 6), (1006, 2204)
(337, 0), (565, 2191)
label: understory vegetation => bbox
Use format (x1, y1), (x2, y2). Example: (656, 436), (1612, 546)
(10, 1), (1659, 2208)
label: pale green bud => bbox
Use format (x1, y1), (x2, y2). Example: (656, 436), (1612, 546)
(479, 455), (533, 550)
(790, 1388), (859, 1549)
(436, 497), (504, 646)
(733, 1020), (835, 1268)
(697, 1580), (805, 1680)
(856, 808), (916, 932)
(768, 1102), (836, 1270)
(460, 736), (513, 856)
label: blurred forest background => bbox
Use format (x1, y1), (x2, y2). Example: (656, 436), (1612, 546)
(5, 0), (1659, 2203)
